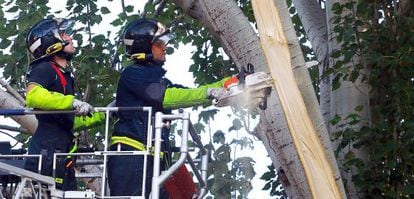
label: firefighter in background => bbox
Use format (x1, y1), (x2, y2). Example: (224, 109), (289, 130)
(24, 18), (105, 190)
(107, 18), (229, 197)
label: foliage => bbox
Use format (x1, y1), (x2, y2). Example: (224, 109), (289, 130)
(260, 164), (287, 198)
(0, 0), (263, 197)
(329, 0), (414, 197)
(206, 129), (256, 198)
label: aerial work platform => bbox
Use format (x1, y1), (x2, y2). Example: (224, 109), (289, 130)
(0, 107), (208, 198)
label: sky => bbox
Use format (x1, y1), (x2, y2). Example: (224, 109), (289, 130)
(0, 0), (274, 198)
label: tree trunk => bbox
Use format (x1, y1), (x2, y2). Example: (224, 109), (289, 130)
(292, 0), (345, 196)
(173, 0), (345, 197)
(272, 0), (346, 197)
(325, 0), (370, 198)
(251, 0), (342, 198)
(291, 0), (332, 130)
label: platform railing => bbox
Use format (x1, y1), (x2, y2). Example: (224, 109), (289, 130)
(0, 107), (209, 199)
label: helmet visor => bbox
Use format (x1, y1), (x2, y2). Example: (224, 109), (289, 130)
(57, 19), (75, 35)
(153, 30), (175, 45)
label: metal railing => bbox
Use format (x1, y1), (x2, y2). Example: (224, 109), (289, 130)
(0, 107), (209, 198)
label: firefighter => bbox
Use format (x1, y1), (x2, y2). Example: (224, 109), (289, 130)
(107, 18), (229, 197)
(24, 18), (105, 190)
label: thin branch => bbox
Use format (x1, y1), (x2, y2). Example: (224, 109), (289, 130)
(121, 0), (127, 18)
(87, 2), (92, 49)
(111, 0), (128, 71)
(0, 129), (21, 143)
(0, 79), (25, 105)
(169, 14), (186, 33)
(154, 0), (167, 17)
(397, 0), (412, 17)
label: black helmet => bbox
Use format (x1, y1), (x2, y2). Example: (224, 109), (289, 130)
(26, 18), (74, 60)
(122, 18), (174, 60)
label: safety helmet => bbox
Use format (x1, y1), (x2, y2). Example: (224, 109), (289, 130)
(25, 18), (74, 60)
(122, 18), (174, 60)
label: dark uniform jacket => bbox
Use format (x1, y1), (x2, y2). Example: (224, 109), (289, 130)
(113, 61), (183, 145)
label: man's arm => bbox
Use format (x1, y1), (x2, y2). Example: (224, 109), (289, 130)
(26, 83), (75, 110)
(162, 78), (228, 109)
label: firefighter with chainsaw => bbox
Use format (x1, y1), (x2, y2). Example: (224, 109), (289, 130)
(24, 18), (105, 190)
(107, 18), (231, 197)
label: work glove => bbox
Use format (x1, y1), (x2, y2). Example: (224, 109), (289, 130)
(207, 88), (228, 100)
(72, 99), (94, 116)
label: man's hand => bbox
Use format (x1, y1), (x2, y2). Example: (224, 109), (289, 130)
(72, 99), (94, 116)
(207, 88), (228, 100)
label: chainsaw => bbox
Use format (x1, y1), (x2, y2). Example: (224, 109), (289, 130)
(214, 64), (273, 110)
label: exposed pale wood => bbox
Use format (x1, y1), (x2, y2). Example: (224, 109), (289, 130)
(252, 0), (342, 198)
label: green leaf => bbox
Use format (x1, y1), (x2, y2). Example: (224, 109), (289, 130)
(125, 5), (134, 13)
(198, 109), (219, 123)
(0, 39), (11, 49)
(6, 6), (18, 12)
(101, 7), (110, 14)
(260, 171), (276, 180)
(193, 122), (205, 133)
(213, 130), (225, 144)
(228, 119), (243, 132)
(330, 115), (341, 125)
(332, 74), (342, 90)
(403, 185), (414, 195)
(354, 105), (364, 112)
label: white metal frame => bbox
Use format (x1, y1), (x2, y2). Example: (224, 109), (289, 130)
(0, 107), (210, 199)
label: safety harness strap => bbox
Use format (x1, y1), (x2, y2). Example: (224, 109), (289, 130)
(50, 62), (67, 94)
(111, 136), (164, 157)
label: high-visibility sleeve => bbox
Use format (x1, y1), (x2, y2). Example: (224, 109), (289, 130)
(26, 84), (74, 110)
(73, 112), (106, 131)
(163, 77), (229, 109)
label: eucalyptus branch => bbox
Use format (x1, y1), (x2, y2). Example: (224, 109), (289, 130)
(154, 0), (167, 17)
(169, 14), (186, 32)
(86, 2), (92, 49)
(0, 125), (28, 134)
(397, 0), (412, 17)
(0, 79), (25, 105)
(121, 0), (127, 18)
(110, 0), (128, 71)
(0, 129), (21, 142)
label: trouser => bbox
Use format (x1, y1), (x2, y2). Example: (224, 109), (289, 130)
(24, 124), (76, 191)
(107, 144), (169, 198)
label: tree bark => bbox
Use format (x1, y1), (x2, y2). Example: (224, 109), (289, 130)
(251, 0), (342, 198)
(291, 0), (332, 129)
(273, 0), (346, 197)
(0, 88), (37, 134)
(325, 0), (370, 198)
(173, 0), (345, 197)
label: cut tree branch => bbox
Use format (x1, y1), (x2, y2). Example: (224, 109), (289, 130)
(0, 124), (29, 134)
(0, 79), (25, 105)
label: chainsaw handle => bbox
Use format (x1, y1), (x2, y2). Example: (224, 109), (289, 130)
(246, 63), (255, 73)
(237, 63), (255, 89)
